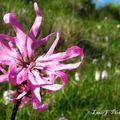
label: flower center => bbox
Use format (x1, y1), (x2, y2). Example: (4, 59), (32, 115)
(22, 62), (30, 68)
(17, 81), (32, 98)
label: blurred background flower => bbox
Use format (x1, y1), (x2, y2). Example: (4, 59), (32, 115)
(95, 70), (101, 81)
(3, 90), (15, 105)
(59, 116), (68, 120)
(101, 70), (108, 80)
(75, 72), (80, 81)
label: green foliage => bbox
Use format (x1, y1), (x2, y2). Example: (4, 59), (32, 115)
(95, 4), (120, 20)
(0, 0), (120, 120)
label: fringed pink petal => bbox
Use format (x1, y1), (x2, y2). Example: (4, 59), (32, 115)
(45, 62), (82, 71)
(0, 39), (18, 65)
(46, 32), (60, 56)
(26, 36), (34, 59)
(35, 61), (59, 69)
(27, 3), (42, 58)
(34, 88), (41, 102)
(3, 13), (23, 33)
(30, 88), (48, 112)
(19, 97), (28, 108)
(36, 60), (81, 71)
(35, 46), (84, 73)
(16, 68), (27, 84)
(0, 34), (15, 43)
(29, 2), (42, 39)
(33, 32), (55, 49)
(26, 3), (43, 58)
(32, 101), (48, 112)
(16, 91), (27, 99)
(0, 74), (8, 82)
(31, 90), (48, 112)
(42, 71), (68, 91)
(28, 71), (37, 85)
(53, 62), (82, 71)
(35, 104), (48, 112)
(3, 13), (28, 59)
(36, 46), (84, 62)
(28, 70), (52, 86)
(15, 62), (33, 85)
(8, 64), (17, 84)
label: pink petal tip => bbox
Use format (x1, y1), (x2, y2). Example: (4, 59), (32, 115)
(3, 13), (11, 24)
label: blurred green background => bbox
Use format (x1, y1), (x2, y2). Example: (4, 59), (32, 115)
(0, 0), (120, 120)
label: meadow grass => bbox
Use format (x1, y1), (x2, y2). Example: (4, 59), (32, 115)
(0, 0), (120, 120)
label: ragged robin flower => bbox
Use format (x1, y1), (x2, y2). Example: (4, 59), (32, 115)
(0, 2), (84, 112)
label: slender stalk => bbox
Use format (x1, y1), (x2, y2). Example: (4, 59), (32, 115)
(34, 111), (37, 120)
(10, 98), (22, 120)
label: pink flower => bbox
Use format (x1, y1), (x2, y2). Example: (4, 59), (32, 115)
(0, 2), (84, 111)
(59, 117), (68, 120)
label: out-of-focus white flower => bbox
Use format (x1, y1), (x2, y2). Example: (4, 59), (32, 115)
(92, 34), (96, 39)
(101, 70), (108, 80)
(95, 70), (101, 81)
(104, 16), (108, 20)
(107, 61), (112, 68)
(105, 36), (109, 42)
(101, 54), (105, 60)
(59, 117), (68, 120)
(117, 24), (120, 29)
(3, 90), (15, 105)
(97, 25), (101, 30)
(92, 59), (97, 64)
(115, 68), (120, 75)
(75, 72), (80, 81)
